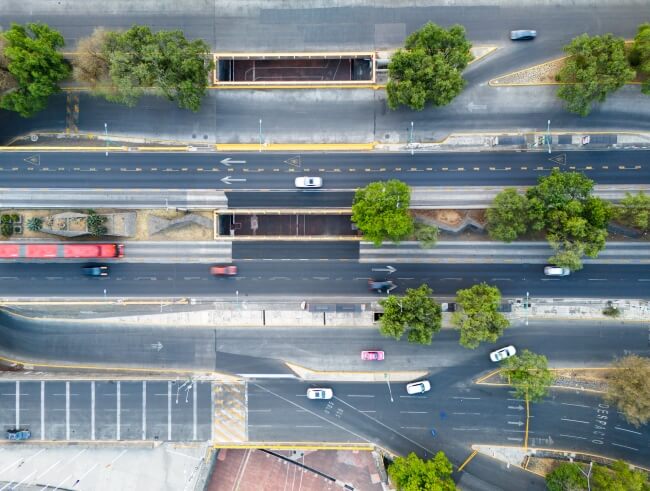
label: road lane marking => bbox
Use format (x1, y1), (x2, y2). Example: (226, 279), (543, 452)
(611, 442), (638, 451)
(91, 381), (95, 440)
(560, 434), (587, 440)
(41, 381), (45, 440)
(360, 410), (376, 413)
(561, 418), (589, 424)
(117, 381), (121, 441)
(561, 403), (589, 408)
(453, 412), (481, 415)
(614, 426), (642, 435)
(400, 411), (428, 414)
(452, 397), (480, 400)
(587, 278), (607, 281)
(400, 426), (427, 430)
(507, 437), (523, 442)
(142, 381), (146, 440)
(66, 381), (70, 441)
(452, 427), (481, 431)
(491, 278), (512, 281)
(296, 425), (322, 428)
(347, 394), (374, 398)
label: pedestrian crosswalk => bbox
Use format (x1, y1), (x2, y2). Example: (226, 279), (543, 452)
(212, 381), (248, 442)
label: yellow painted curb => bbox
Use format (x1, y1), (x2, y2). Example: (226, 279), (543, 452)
(468, 46), (499, 65)
(0, 354), (239, 381)
(286, 361), (427, 383)
(458, 449), (478, 471)
(215, 143), (376, 151)
(212, 442), (374, 451)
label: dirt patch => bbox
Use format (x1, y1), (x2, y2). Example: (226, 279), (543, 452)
(551, 368), (610, 392)
(135, 209), (214, 241)
(525, 456), (564, 477)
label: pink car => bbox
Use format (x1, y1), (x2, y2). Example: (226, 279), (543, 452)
(361, 350), (385, 361)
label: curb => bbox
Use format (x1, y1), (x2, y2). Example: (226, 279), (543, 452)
(286, 361), (427, 382)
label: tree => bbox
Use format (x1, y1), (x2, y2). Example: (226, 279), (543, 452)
(379, 284), (442, 345)
(100, 26), (214, 111)
(72, 28), (110, 87)
(86, 211), (108, 237)
(0, 23), (70, 117)
(545, 462), (588, 491)
(387, 22), (472, 111)
(630, 23), (650, 95)
(501, 349), (554, 402)
(387, 452), (457, 491)
(616, 191), (650, 231)
(557, 33), (635, 116)
(591, 459), (649, 491)
(414, 222), (439, 248)
(486, 188), (529, 242)
(352, 180), (413, 245)
(526, 170), (612, 271)
(0, 36), (19, 94)
(452, 283), (509, 349)
(26, 217), (43, 232)
(606, 355), (650, 427)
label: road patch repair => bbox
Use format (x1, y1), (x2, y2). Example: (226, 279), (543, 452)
(214, 52), (375, 87)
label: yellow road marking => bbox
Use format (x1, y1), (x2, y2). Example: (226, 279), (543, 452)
(458, 449), (478, 472)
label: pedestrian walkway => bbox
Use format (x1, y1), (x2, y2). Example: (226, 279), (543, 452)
(212, 382), (248, 443)
(124, 241), (232, 263)
(360, 241), (650, 264)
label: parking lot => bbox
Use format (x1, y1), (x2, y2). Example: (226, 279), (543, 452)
(0, 379), (219, 441)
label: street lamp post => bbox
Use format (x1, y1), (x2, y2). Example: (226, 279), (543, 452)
(104, 123), (109, 157)
(409, 121), (414, 156)
(546, 120), (551, 154)
(259, 119), (263, 152)
(384, 373), (394, 403)
(525, 291), (529, 326)
(236, 290), (239, 307)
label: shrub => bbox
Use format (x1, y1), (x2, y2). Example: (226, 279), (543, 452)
(27, 217), (43, 232)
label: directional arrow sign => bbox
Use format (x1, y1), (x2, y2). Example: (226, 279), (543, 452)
(548, 153), (567, 166)
(507, 421), (524, 426)
(150, 342), (163, 351)
(372, 266), (396, 274)
(220, 157), (246, 166)
(221, 176), (247, 185)
(387, 284), (398, 293)
(284, 156), (301, 167)
(23, 154), (40, 166)
(507, 405), (524, 411)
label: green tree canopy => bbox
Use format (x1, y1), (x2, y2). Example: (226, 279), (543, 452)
(616, 191), (650, 231)
(606, 355), (650, 427)
(352, 180), (413, 245)
(557, 33), (635, 116)
(501, 349), (554, 402)
(526, 170), (612, 271)
(387, 452), (457, 491)
(414, 222), (439, 248)
(0, 22), (70, 117)
(452, 283), (509, 349)
(631, 23), (650, 95)
(545, 462), (588, 491)
(379, 284), (442, 345)
(387, 22), (472, 111)
(486, 188), (530, 242)
(102, 26), (214, 111)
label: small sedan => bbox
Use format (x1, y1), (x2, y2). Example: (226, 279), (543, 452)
(406, 380), (431, 395)
(510, 30), (537, 41)
(544, 266), (570, 276)
(490, 345), (517, 362)
(306, 388), (333, 400)
(82, 264), (109, 277)
(295, 176), (323, 188)
(210, 265), (238, 276)
(361, 350), (385, 361)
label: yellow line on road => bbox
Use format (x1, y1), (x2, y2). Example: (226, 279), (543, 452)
(215, 143), (375, 151)
(458, 449), (478, 471)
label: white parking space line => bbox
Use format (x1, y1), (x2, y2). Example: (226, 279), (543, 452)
(296, 425), (322, 428)
(117, 381), (121, 441)
(452, 396), (480, 400)
(91, 382), (96, 441)
(168, 381), (172, 441)
(561, 403), (590, 408)
(612, 442), (638, 451)
(560, 434), (588, 440)
(400, 411), (428, 414)
(453, 412), (481, 415)
(347, 394), (374, 398)
(359, 410), (376, 413)
(452, 427), (481, 431)
(193, 383), (197, 441)
(35, 459), (62, 482)
(65, 382), (70, 441)
(561, 418), (589, 424)
(40, 381), (45, 440)
(15, 381), (19, 428)
(142, 381), (147, 440)
(615, 426), (643, 435)
(400, 426), (427, 430)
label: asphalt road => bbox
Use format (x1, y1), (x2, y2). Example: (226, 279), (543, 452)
(1, 151), (649, 192)
(1, 262), (649, 299)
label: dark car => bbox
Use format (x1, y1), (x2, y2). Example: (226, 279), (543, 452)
(82, 264), (109, 277)
(510, 30), (537, 41)
(368, 279), (395, 293)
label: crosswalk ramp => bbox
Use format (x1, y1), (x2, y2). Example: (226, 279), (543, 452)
(212, 382), (247, 443)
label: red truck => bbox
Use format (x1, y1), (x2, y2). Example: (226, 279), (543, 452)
(0, 243), (124, 259)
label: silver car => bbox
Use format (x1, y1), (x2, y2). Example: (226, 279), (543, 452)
(490, 345), (517, 362)
(510, 30), (537, 41)
(295, 176), (323, 188)
(306, 388), (333, 400)
(544, 266), (570, 276)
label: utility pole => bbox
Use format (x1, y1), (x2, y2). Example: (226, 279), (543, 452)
(104, 123), (109, 157)
(546, 120), (551, 154)
(409, 121), (414, 156)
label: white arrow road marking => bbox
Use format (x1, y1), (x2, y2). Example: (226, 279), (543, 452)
(508, 421), (524, 426)
(220, 157), (246, 166)
(372, 266), (396, 274)
(221, 176), (247, 185)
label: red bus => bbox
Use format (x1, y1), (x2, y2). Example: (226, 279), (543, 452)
(0, 243), (124, 259)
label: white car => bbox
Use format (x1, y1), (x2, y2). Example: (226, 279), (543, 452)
(295, 176), (323, 188)
(406, 380), (431, 395)
(489, 345), (517, 362)
(306, 388), (333, 400)
(544, 266), (571, 276)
